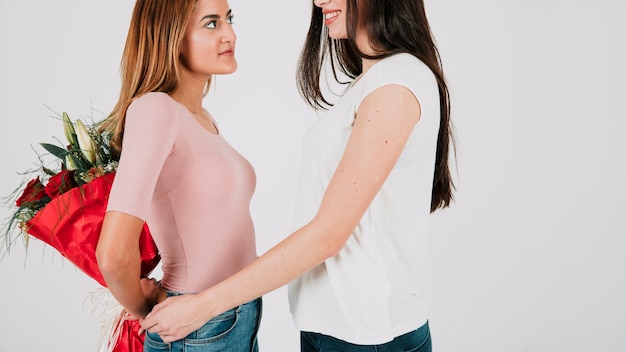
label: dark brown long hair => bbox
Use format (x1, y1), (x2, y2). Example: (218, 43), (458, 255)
(99, 0), (209, 155)
(297, 0), (455, 212)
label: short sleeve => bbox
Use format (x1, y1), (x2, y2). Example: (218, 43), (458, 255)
(354, 53), (438, 117)
(107, 92), (180, 220)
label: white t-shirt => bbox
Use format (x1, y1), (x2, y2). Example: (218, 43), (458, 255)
(288, 53), (440, 345)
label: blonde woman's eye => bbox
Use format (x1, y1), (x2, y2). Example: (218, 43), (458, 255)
(227, 15), (234, 24)
(205, 20), (217, 29)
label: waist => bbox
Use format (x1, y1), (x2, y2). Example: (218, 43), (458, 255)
(159, 251), (257, 293)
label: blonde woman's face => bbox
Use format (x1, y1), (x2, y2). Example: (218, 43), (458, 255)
(180, 0), (237, 76)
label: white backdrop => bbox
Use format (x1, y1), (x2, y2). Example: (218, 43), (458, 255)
(1, 1), (625, 351)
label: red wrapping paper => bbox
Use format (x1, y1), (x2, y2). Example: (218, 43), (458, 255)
(113, 320), (146, 352)
(25, 172), (160, 352)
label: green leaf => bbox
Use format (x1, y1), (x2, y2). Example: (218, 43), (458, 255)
(68, 152), (89, 172)
(40, 143), (69, 161)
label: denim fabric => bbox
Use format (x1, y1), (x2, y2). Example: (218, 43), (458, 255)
(144, 295), (262, 352)
(300, 321), (431, 352)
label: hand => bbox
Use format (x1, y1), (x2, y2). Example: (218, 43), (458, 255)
(140, 294), (209, 342)
(124, 311), (142, 321)
(118, 278), (165, 320)
(140, 277), (166, 309)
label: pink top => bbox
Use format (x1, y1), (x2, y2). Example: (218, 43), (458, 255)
(107, 92), (257, 293)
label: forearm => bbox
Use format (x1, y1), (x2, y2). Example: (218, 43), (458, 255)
(97, 211), (151, 317)
(143, 86), (420, 341)
(195, 87), (417, 319)
(100, 250), (151, 317)
(198, 221), (341, 321)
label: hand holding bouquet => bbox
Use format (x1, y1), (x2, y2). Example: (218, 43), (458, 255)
(2, 112), (160, 352)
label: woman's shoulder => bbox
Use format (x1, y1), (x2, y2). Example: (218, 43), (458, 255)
(354, 53), (438, 112)
(129, 92), (176, 110)
(359, 53), (435, 93)
(127, 92), (181, 120)
(377, 53), (432, 78)
(124, 92), (183, 135)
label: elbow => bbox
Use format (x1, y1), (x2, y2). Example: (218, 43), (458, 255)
(96, 246), (125, 278)
(95, 248), (114, 277)
(305, 214), (355, 260)
(311, 222), (352, 259)
(305, 210), (358, 260)
(324, 239), (345, 258)
(96, 211), (144, 281)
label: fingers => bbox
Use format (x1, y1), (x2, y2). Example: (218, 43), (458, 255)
(141, 313), (157, 332)
(123, 310), (141, 321)
(141, 315), (184, 343)
(162, 334), (179, 343)
(143, 323), (182, 343)
(138, 297), (190, 343)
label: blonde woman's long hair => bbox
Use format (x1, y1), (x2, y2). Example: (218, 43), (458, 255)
(101, 0), (209, 154)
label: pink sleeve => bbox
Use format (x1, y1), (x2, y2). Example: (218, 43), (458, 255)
(107, 92), (180, 220)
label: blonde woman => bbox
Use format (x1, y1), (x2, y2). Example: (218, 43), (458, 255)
(95, 0), (262, 351)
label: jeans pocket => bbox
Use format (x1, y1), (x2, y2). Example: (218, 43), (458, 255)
(144, 331), (170, 351)
(183, 300), (264, 352)
(186, 308), (238, 343)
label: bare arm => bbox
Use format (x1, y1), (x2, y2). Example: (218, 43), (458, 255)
(96, 211), (156, 318)
(141, 85), (421, 341)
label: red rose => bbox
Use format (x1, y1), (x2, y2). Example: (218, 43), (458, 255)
(44, 170), (76, 199)
(15, 177), (46, 207)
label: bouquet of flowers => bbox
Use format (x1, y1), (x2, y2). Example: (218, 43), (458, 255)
(2, 112), (160, 352)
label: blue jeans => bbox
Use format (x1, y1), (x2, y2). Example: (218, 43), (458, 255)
(144, 295), (262, 352)
(300, 321), (431, 352)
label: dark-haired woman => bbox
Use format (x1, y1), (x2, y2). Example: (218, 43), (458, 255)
(142, 0), (454, 350)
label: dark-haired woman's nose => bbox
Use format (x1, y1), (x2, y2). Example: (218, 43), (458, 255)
(314, 0), (330, 7)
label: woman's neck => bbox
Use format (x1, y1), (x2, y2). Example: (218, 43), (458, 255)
(169, 88), (205, 116)
(170, 69), (209, 115)
(361, 58), (378, 75)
